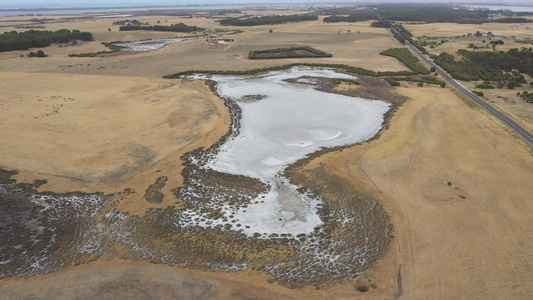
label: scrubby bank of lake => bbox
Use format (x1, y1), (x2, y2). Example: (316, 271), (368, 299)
(0, 67), (395, 288)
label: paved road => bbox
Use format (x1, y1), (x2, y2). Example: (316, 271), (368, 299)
(397, 34), (533, 146)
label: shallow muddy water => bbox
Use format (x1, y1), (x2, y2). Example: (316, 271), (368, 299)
(187, 67), (390, 236)
(114, 38), (185, 52)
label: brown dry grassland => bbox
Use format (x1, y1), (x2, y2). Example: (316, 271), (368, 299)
(404, 21), (533, 143)
(1, 9), (532, 300)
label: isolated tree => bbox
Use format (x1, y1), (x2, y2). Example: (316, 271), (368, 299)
(269, 29), (273, 33)
(28, 50), (47, 57)
(36, 50), (47, 57)
(108, 28), (111, 31)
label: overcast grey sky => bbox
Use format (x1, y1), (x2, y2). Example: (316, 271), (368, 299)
(2, 0), (532, 9)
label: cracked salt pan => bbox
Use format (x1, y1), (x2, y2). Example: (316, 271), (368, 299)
(196, 67), (390, 235)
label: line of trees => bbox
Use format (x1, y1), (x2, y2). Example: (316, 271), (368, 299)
(68, 42), (123, 57)
(249, 46), (332, 59)
(370, 4), (491, 23)
(0, 29), (93, 52)
(323, 10), (376, 23)
(390, 24), (428, 54)
(119, 23), (204, 32)
(112, 19), (142, 25)
(219, 14), (318, 26)
(319, 4), (533, 24)
(380, 48), (429, 74)
(371, 20), (392, 28)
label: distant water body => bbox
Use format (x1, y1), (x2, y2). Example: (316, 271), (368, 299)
(0, 4), (256, 17)
(2, 3), (532, 17)
(463, 5), (533, 12)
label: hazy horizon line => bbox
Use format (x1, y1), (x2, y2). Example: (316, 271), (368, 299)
(2, 1), (533, 11)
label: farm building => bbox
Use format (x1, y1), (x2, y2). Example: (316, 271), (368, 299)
(205, 38), (235, 46)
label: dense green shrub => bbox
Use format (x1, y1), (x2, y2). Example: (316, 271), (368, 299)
(356, 284), (369, 292)
(475, 83), (494, 89)
(518, 91), (533, 103)
(385, 78), (400, 86)
(507, 81), (522, 89)
(431, 52), (502, 81)
(517, 74), (528, 83)
(28, 50), (47, 57)
(370, 20), (392, 28)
